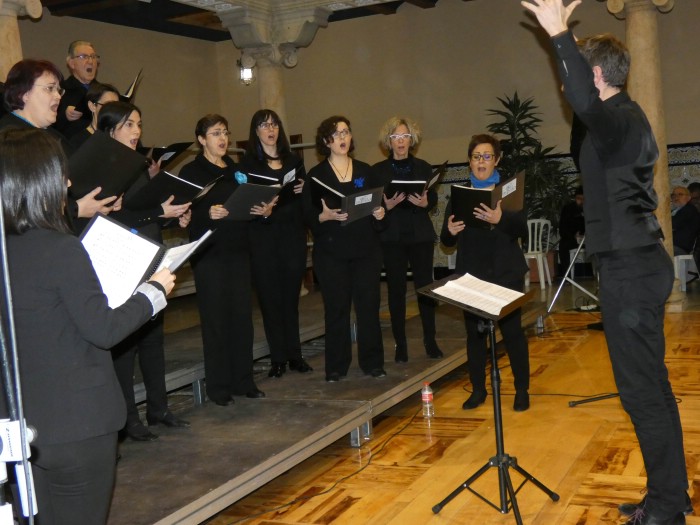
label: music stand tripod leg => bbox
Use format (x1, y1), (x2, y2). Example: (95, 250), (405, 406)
(432, 320), (559, 523)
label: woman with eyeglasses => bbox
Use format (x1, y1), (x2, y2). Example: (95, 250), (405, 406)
(68, 82), (120, 149)
(0, 59), (123, 228)
(179, 113), (271, 405)
(440, 133), (530, 412)
(0, 127), (175, 524)
(96, 100), (192, 441)
(374, 116), (442, 364)
(302, 115), (387, 382)
(238, 109), (312, 378)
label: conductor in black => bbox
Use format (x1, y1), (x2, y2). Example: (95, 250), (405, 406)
(522, 1), (688, 524)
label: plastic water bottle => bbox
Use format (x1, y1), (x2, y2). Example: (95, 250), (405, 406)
(421, 382), (434, 418)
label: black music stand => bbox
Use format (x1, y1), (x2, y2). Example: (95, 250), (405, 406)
(420, 275), (559, 524)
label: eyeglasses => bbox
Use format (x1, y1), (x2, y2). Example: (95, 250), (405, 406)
(35, 84), (65, 96)
(332, 129), (351, 139)
(389, 133), (412, 141)
(471, 153), (496, 162)
(207, 130), (231, 138)
(258, 122), (279, 130)
(73, 54), (100, 61)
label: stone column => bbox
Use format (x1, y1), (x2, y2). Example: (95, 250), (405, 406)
(216, 4), (330, 127)
(0, 0), (42, 79)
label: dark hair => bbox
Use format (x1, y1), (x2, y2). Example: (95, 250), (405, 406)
(468, 134), (501, 159)
(97, 101), (140, 135)
(573, 186), (584, 197)
(0, 128), (71, 234)
(85, 82), (120, 106)
(245, 109), (291, 162)
(315, 115), (354, 157)
(577, 34), (630, 89)
(194, 114), (229, 149)
(3, 59), (63, 112)
(687, 182), (700, 194)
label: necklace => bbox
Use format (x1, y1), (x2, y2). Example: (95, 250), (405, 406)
(329, 158), (351, 181)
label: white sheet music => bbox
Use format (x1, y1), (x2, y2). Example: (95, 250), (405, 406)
(81, 215), (162, 308)
(155, 230), (213, 273)
(432, 273), (524, 316)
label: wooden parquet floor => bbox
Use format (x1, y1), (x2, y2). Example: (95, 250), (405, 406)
(205, 311), (700, 525)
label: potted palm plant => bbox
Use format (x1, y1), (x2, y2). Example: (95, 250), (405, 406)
(486, 92), (578, 278)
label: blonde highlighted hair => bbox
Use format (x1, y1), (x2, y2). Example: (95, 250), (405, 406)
(379, 116), (422, 153)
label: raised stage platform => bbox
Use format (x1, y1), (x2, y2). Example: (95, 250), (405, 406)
(108, 282), (556, 525)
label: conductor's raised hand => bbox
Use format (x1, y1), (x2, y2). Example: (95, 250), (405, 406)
(160, 195), (191, 219)
(149, 268), (176, 296)
(383, 191), (406, 211)
(447, 214), (465, 236)
(319, 198), (348, 223)
(474, 200), (502, 225)
(521, 0), (581, 36)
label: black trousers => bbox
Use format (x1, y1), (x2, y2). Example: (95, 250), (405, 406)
(597, 244), (688, 518)
(381, 240), (437, 346)
(191, 244), (255, 400)
(313, 245), (384, 376)
(31, 433), (117, 525)
(463, 306), (529, 393)
(250, 221), (306, 364)
(112, 314), (168, 426)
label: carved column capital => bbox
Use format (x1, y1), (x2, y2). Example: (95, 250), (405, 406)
(0, 0), (42, 18)
(218, 4), (330, 68)
(607, 0), (674, 18)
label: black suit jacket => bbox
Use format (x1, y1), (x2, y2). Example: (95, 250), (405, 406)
(5, 229), (155, 446)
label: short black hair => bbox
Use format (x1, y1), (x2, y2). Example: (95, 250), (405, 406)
(577, 34), (630, 89)
(194, 114), (228, 150)
(97, 101), (140, 135)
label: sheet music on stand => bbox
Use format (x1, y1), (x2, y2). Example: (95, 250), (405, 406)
(421, 273), (533, 321)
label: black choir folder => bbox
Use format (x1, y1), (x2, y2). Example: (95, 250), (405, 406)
(79, 213), (213, 308)
(420, 273), (531, 321)
(222, 184), (281, 221)
(310, 177), (384, 225)
(384, 160), (447, 198)
(123, 170), (222, 210)
(246, 166), (301, 203)
(68, 130), (147, 200)
(450, 171), (525, 229)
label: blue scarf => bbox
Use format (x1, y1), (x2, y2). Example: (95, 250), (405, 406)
(470, 169), (501, 188)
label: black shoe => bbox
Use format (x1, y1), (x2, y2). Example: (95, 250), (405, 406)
(268, 362), (286, 378)
(126, 423), (159, 442)
(425, 341), (443, 359)
(288, 358), (313, 373)
(513, 390), (530, 412)
(211, 396), (234, 406)
(462, 390), (487, 410)
(245, 387), (266, 399)
(394, 343), (408, 363)
(147, 412), (190, 428)
(620, 494), (693, 517)
(623, 509), (685, 525)
(326, 372), (341, 383)
(367, 368), (387, 378)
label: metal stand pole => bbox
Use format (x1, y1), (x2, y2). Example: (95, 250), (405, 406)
(548, 238), (597, 314)
(432, 320), (559, 523)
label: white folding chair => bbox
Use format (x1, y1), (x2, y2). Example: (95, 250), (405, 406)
(524, 219), (552, 290)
